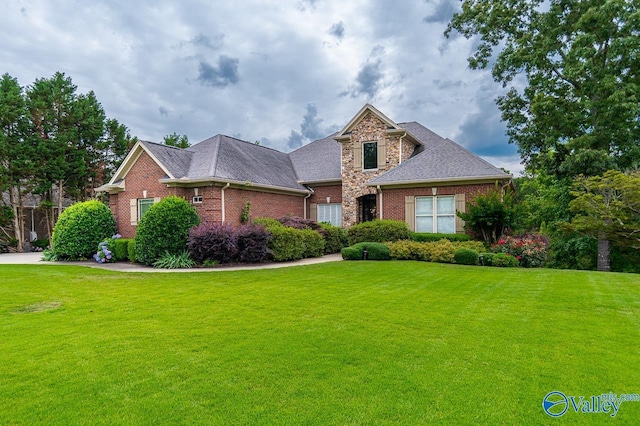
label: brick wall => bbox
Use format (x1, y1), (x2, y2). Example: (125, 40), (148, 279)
(223, 188), (305, 226)
(381, 182), (497, 229)
(111, 151), (178, 238)
(307, 184), (342, 217)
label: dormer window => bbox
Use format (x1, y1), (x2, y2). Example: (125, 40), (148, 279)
(363, 141), (378, 170)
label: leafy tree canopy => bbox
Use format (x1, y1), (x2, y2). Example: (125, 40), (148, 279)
(163, 132), (190, 148)
(568, 170), (640, 249)
(447, 0), (640, 178)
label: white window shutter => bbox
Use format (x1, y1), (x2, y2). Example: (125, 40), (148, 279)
(353, 142), (362, 169)
(405, 196), (415, 231)
(310, 203), (317, 222)
(130, 199), (137, 225)
(377, 140), (386, 169)
(455, 193), (466, 233)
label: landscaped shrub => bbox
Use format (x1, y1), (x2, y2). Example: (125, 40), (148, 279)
(127, 240), (136, 263)
(409, 232), (471, 243)
(31, 239), (49, 251)
(492, 253), (519, 267)
(347, 220), (410, 245)
(268, 226), (306, 261)
(479, 253), (495, 266)
(454, 248), (479, 265)
(429, 239), (456, 263)
(153, 251), (195, 269)
(187, 223), (237, 264)
(277, 216), (321, 231)
(319, 223), (346, 254)
(235, 223), (269, 263)
(341, 242), (390, 260)
(253, 217), (283, 230)
(114, 238), (134, 261)
(492, 234), (548, 267)
(93, 240), (115, 263)
(300, 229), (325, 258)
(51, 200), (117, 260)
(135, 196), (200, 265)
(452, 240), (486, 253)
(385, 240), (432, 261)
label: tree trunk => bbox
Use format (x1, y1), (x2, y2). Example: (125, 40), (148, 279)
(597, 235), (610, 272)
(58, 180), (64, 222)
(9, 186), (24, 253)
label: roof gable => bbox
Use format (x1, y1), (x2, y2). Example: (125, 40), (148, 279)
(107, 140), (193, 184)
(335, 104), (400, 139)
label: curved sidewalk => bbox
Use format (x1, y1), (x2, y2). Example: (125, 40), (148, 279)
(0, 252), (343, 272)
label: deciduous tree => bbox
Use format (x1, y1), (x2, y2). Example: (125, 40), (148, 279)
(568, 170), (640, 271)
(447, 0), (640, 178)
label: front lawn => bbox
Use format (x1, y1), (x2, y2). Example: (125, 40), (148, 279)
(1, 262), (639, 424)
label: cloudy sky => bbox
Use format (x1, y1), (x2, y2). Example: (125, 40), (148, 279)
(0, 0), (523, 174)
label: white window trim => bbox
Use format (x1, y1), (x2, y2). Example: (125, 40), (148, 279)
(362, 141), (378, 171)
(415, 195), (455, 233)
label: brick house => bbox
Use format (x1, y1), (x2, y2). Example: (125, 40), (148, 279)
(96, 104), (511, 238)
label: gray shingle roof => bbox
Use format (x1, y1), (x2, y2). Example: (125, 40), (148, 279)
(289, 133), (341, 183)
(188, 135), (305, 190)
(368, 122), (509, 185)
(141, 140), (193, 178)
(135, 115), (507, 192)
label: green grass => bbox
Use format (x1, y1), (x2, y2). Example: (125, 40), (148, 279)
(1, 262), (639, 424)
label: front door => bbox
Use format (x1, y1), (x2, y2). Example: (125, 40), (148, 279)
(358, 194), (377, 223)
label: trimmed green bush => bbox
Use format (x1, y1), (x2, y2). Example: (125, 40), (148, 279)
(385, 240), (431, 261)
(253, 217), (283, 229)
(347, 220), (410, 245)
(51, 200), (117, 260)
(300, 229), (325, 258)
(341, 242), (390, 260)
(492, 253), (519, 267)
(134, 196), (200, 265)
(479, 253), (495, 266)
(454, 248), (479, 265)
(268, 226), (306, 261)
(409, 232), (471, 242)
(127, 240), (136, 263)
(320, 223), (346, 254)
(114, 238), (133, 261)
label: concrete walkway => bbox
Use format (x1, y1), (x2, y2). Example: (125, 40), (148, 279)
(0, 251), (343, 272)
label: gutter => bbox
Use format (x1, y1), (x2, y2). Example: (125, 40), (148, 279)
(366, 174), (513, 187)
(303, 187), (314, 220)
(160, 177), (309, 195)
(221, 182), (230, 223)
(376, 185), (383, 219)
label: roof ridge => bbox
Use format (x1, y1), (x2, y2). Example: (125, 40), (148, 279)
(218, 134), (288, 155)
(141, 139), (195, 152)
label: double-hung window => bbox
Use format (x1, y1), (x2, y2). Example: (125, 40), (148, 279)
(317, 203), (342, 227)
(415, 196), (455, 233)
(138, 198), (155, 221)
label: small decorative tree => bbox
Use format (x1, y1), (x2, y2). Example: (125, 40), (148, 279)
(457, 189), (518, 245)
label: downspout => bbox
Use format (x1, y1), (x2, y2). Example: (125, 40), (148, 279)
(221, 182), (230, 223)
(304, 187), (314, 220)
(399, 132), (407, 164)
(376, 185), (383, 220)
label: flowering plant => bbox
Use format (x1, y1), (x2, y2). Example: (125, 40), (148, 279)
(93, 234), (121, 263)
(492, 234), (549, 268)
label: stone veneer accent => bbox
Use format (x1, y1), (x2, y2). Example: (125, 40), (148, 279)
(339, 112), (407, 227)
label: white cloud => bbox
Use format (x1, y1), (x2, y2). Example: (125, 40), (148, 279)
(0, 0), (520, 171)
